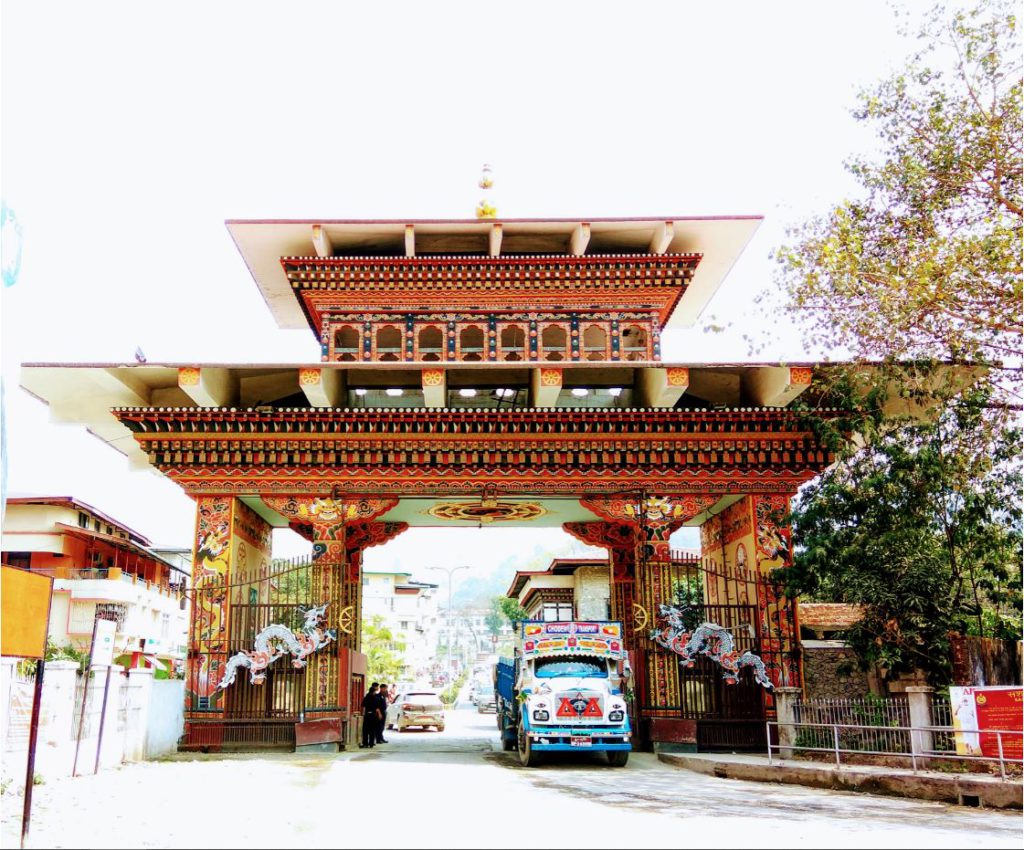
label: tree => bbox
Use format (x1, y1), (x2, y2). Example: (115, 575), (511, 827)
(782, 392), (1022, 684)
(491, 595), (528, 630)
(775, 0), (1022, 412)
(361, 615), (406, 684)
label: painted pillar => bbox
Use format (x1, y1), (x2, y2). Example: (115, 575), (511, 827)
(749, 494), (802, 700)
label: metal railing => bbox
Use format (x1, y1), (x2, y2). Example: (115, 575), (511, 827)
(767, 719), (1024, 781)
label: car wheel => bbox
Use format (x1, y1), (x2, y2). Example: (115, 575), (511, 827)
(606, 751), (629, 768)
(436, 726), (445, 733)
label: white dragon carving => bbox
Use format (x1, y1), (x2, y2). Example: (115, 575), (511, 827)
(217, 602), (337, 689)
(650, 603), (774, 690)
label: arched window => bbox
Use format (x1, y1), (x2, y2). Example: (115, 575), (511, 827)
(334, 325), (360, 362)
(500, 325), (526, 362)
(622, 324), (648, 362)
(583, 325), (608, 361)
(376, 325), (402, 362)
(418, 326), (443, 362)
(460, 326), (485, 361)
(541, 325), (567, 362)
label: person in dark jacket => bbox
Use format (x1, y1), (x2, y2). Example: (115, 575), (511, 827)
(375, 684), (390, 743)
(360, 683), (380, 748)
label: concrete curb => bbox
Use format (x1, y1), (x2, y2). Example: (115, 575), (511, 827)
(657, 752), (1023, 810)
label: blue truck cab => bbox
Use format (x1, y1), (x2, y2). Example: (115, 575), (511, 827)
(494, 621), (632, 767)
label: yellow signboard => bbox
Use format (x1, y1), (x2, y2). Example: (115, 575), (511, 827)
(1, 566), (53, 659)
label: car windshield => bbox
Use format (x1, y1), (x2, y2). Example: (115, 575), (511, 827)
(405, 693), (440, 702)
(534, 657), (608, 679)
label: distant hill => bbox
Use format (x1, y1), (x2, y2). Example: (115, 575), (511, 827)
(451, 542), (592, 610)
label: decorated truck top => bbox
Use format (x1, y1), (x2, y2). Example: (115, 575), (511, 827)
(520, 620), (624, 660)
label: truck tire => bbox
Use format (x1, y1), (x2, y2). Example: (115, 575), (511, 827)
(606, 751), (629, 768)
(500, 714), (516, 751)
(517, 716), (541, 767)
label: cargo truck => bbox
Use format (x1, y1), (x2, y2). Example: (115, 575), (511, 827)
(494, 621), (632, 767)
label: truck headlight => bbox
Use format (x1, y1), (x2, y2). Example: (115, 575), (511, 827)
(532, 710), (549, 722)
(609, 710), (625, 722)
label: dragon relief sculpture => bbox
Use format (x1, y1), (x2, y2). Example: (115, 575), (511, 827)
(650, 603), (774, 690)
(217, 602), (337, 689)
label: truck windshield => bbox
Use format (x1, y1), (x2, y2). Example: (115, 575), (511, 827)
(534, 657), (607, 679)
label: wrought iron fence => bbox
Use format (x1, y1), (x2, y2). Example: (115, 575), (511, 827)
(793, 696), (911, 753)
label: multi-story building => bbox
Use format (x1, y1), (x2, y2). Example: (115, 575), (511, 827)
(506, 558), (610, 622)
(1, 496), (190, 676)
(361, 567), (440, 679)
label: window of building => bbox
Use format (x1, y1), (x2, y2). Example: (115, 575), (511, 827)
(622, 324), (648, 361)
(583, 324), (608, 361)
(376, 326), (402, 361)
(500, 325), (526, 361)
(78, 512), (90, 529)
(94, 519), (101, 532)
(459, 326), (484, 361)
(335, 325), (360, 361)
(541, 326), (567, 361)
(400, 620), (410, 629)
(418, 326), (443, 361)
(541, 602), (574, 622)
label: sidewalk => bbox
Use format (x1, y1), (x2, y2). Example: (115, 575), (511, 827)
(656, 749), (1023, 810)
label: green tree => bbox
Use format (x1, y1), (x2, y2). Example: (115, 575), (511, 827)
(782, 393), (1022, 684)
(361, 615), (407, 684)
(491, 595), (528, 629)
(774, 0), (1022, 412)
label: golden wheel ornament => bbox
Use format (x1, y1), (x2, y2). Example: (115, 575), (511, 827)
(337, 605), (356, 635)
(632, 603), (650, 633)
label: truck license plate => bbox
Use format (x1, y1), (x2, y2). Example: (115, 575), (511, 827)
(570, 736), (592, 747)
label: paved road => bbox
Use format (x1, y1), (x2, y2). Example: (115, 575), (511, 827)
(2, 695), (1020, 849)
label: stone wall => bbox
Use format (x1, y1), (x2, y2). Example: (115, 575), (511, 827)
(574, 566), (610, 621)
(802, 641), (871, 699)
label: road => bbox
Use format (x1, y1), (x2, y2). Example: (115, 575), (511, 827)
(1, 688), (1019, 849)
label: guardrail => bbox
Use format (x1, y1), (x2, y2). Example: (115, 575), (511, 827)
(766, 720), (1023, 781)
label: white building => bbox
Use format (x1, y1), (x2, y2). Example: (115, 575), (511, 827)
(1, 496), (191, 675)
(361, 568), (440, 679)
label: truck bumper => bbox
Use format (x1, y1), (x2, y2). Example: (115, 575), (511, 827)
(527, 730), (632, 752)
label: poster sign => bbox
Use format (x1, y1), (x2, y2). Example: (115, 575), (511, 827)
(1, 566), (53, 659)
(92, 618), (117, 666)
(950, 686), (1023, 759)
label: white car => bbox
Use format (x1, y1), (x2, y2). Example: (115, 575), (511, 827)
(385, 690), (446, 732)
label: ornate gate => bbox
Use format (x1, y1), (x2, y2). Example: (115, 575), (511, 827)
(639, 552), (799, 751)
(184, 555), (346, 750)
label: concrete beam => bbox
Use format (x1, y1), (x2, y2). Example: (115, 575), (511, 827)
(687, 370), (741, 408)
(637, 367), (689, 408)
(312, 224), (333, 258)
(177, 367), (238, 407)
(405, 225), (416, 257)
(745, 367), (812, 408)
(649, 221), (674, 254)
(421, 368), (446, 408)
(489, 223), (503, 257)
(530, 368), (562, 407)
(569, 223), (590, 256)
(299, 367), (346, 408)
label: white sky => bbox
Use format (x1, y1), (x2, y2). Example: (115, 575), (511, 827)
(1, 1), (937, 587)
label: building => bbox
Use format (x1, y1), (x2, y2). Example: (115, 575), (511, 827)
(506, 558), (610, 622)
(1, 496), (190, 676)
(23, 214), (897, 751)
(361, 568), (440, 679)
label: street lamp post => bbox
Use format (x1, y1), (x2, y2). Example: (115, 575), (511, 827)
(427, 565), (469, 682)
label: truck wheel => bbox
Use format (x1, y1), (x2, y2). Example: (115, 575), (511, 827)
(606, 751), (629, 768)
(517, 719), (541, 767)
(500, 715), (516, 751)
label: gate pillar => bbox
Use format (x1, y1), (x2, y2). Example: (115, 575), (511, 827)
(184, 495), (273, 748)
(260, 497), (400, 726)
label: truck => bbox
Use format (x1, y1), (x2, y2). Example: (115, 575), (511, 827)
(494, 620), (632, 767)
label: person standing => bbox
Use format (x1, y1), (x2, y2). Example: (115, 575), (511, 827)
(375, 684), (390, 743)
(361, 683), (380, 748)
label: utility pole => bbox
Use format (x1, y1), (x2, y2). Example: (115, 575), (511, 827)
(427, 566), (469, 681)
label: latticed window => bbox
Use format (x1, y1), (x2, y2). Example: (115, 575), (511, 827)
(95, 602), (128, 630)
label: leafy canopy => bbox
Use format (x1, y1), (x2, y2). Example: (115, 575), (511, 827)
(775, 0), (1021, 411)
(783, 392), (1022, 683)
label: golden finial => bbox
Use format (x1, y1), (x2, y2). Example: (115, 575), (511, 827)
(475, 163), (497, 218)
